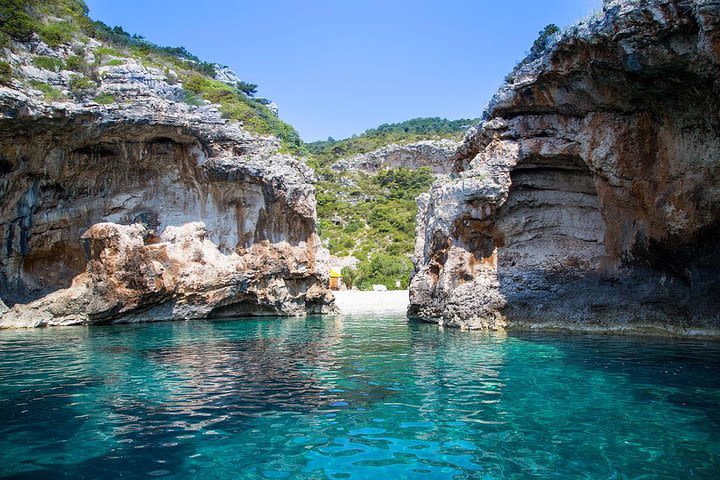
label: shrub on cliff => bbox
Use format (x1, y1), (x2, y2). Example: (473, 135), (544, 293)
(532, 24), (560, 53)
(181, 72), (302, 153)
(30, 80), (65, 102)
(37, 20), (74, 47)
(0, 0), (35, 43)
(68, 74), (95, 97)
(0, 60), (12, 84)
(32, 56), (65, 72)
(64, 54), (87, 72)
(237, 81), (258, 96)
(93, 92), (115, 104)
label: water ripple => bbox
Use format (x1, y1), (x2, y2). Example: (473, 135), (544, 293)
(0, 316), (719, 479)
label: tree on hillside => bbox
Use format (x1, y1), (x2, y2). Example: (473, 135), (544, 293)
(237, 81), (258, 96)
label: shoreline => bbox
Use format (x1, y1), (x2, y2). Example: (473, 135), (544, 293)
(410, 315), (720, 339)
(332, 290), (409, 315)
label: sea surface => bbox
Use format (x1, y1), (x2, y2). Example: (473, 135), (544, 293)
(1, 313), (719, 479)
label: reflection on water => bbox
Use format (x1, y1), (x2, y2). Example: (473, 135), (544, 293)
(0, 314), (719, 479)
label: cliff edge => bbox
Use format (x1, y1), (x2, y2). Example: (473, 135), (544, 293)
(0, 4), (335, 327)
(409, 0), (720, 336)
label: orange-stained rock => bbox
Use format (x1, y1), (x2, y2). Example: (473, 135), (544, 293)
(1, 222), (335, 327)
(410, 0), (720, 336)
(0, 37), (336, 326)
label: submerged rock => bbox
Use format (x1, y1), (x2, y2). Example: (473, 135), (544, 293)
(0, 37), (335, 327)
(331, 139), (460, 174)
(409, 0), (720, 335)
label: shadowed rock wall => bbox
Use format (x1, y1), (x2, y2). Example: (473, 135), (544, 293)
(410, 0), (720, 335)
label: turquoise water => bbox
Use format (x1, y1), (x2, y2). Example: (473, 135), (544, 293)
(1, 314), (719, 479)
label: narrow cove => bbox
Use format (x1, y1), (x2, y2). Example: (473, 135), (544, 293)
(1, 313), (718, 478)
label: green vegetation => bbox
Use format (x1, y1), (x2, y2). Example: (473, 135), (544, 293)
(0, 60), (11, 84)
(94, 46), (124, 57)
(32, 55), (65, 72)
(307, 117), (477, 173)
(64, 54), (87, 72)
(309, 117), (477, 290)
(354, 254), (414, 291)
(1, 0), (86, 48)
(37, 20), (74, 46)
(0, 0), (36, 44)
(236, 81), (258, 96)
(341, 267), (358, 290)
(30, 80), (65, 101)
(68, 74), (95, 95)
(533, 24), (560, 52)
(93, 92), (114, 104)
(315, 166), (434, 290)
(317, 166), (434, 257)
(181, 72), (302, 152)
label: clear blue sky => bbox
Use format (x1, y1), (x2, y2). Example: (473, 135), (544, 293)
(84, 0), (600, 141)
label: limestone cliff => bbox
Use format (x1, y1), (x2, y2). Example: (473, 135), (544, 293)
(410, 0), (720, 335)
(0, 30), (334, 327)
(331, 139), (460, 174)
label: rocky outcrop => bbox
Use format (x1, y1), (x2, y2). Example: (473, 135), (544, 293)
(0, 36), (335, 327)
(331, 139), (460, 174)
(1, 222), (333, 327)
(213, 64), (243, 86)
(410, 0), (720, 335)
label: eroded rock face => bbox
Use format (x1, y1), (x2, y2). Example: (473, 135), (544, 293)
(410, 0), (720, 335)
(1, 222), (333, 327)
(0, 39), (335, 327)
(331, 139), (460, 174)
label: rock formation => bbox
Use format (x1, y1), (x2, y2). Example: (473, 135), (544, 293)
(0, 35), (334, 327)
(331, 139), (460, 174)
(410, 0), (720, 335)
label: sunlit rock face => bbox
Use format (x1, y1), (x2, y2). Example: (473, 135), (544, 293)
(0, 52), (334, 327)
(410, 0), (720, 335)
(331, 140), (460, 174)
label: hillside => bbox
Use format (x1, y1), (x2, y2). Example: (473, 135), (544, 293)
(307, 118), (478, 290)
(306, 117), (477, 172)
(0, 0), (303, 153)
(0, 0), (479, 292)
(0, 0), (336, 323)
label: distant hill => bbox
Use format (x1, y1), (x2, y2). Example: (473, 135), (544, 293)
(306, 117), (479, 171)
(308, 117), (477, 290)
